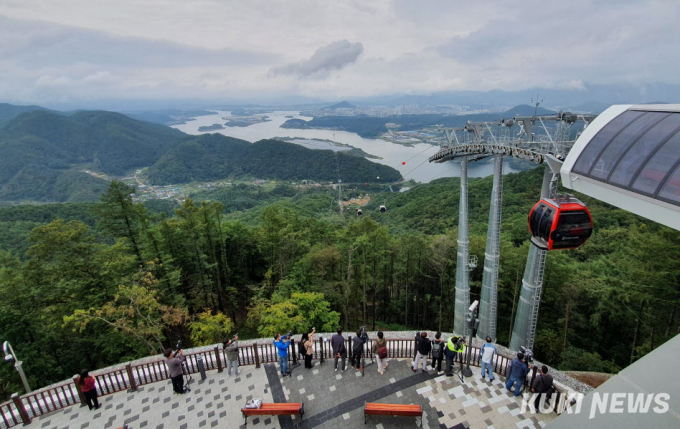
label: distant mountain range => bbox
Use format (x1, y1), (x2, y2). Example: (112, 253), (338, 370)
(0, 104), (401, 202)
(326, 101), (356, 110)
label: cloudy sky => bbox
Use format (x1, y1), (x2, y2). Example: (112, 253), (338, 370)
(0, 0), (678, 107)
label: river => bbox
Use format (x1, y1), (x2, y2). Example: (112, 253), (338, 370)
(172, 111), (519, 182)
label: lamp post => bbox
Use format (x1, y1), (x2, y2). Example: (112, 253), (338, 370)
(3, 341), (31, 393)
(462, 300), (480, 377)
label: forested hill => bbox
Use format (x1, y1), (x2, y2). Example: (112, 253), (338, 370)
(0, 167), (677, 393)
(146, 135), (402, 185)
(280, 104), (557, 138)
(0, 103), (49, 127)
(0, 109), (186, 201)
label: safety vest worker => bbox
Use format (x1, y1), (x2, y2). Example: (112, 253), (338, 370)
(447, 336), (465, 354)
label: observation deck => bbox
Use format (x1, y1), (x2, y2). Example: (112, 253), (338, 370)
(1, 332), (579, 429)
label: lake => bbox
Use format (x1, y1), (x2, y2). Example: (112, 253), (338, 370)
(173, 111), (519, 182)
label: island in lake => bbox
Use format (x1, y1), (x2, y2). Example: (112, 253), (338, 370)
(198, 123), (225, 132)
(223, 115), (270, 127)
(275, 137), (382, 160)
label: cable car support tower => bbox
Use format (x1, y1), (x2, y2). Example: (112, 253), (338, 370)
(430, 110), (596, 350)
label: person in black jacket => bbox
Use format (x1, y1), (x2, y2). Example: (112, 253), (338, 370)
(531, 366), (554, 411)
(331, 328), (347, 372)
(412, 331), (431, 372)
(430, 332), (445, 373)
(351, 329), (366, 370)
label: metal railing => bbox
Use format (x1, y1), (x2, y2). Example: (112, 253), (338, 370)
(0, 338), (570, 427)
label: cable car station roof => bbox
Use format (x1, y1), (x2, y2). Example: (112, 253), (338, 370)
(561, 104), (680, 230)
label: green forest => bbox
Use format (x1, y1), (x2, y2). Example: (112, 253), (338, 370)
(0, 108), (401, 202)
(0, 166), (678, 399)
(146, 136), (402, 185)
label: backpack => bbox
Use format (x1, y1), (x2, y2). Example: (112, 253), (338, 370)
(298, 339), (306, 357)
(431, 341), (443, 358)
(378, 345), (388, 359)
(353, 337), (364, 354)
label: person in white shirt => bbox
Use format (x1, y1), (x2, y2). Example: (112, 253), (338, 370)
(480, 336), (497, 381)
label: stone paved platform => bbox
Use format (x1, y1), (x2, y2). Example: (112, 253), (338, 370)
(23, 358), (557, 429)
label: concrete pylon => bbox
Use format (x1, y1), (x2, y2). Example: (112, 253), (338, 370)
(478, 154), (503, 341)
(510, 167), (551, 351)
(454, 159), (471, 336)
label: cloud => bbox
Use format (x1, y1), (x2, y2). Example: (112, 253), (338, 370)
(270, 40), (364, 78)
(0, 16), (276, 69)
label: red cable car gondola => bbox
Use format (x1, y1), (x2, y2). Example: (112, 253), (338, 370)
(528, 196), (593, 250)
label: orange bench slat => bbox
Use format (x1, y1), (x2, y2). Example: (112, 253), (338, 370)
(364, 403), (422, 416)
(241, 403), (302, 416)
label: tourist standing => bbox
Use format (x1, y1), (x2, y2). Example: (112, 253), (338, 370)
(273, 333), (291, 376)
(331, 328), (347, 371)
(480, 336), (497, 381)
(430, 332), (445, 373)
(224, 335), (240, 376)
(164, 348), (187, 394)
(532, 366), (554, 410)
(371, 331), (388, 374)
(78, 370), (101, 410)
(303, 329), (316, 369)
(351, 329), (366, 370)
(412, 331), (431, 372)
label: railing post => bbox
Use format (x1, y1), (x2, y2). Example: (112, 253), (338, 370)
(253, 343), (260, 369)
(214, 346), (223, 373)
(319, 338), (324, 365)
(11, 393), (30, 425)
(290, 338), (297, 364)
(125, 363), (137, 392)
(73, 375), (87, 407)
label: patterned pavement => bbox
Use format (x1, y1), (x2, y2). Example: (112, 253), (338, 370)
(22, 358), (557, 429)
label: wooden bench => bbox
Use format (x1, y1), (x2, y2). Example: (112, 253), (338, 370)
(364, 402), (423, 425)
(241, 402), (304, 426)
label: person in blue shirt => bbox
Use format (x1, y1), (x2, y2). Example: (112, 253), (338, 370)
(480, 337), (497, 381)
(506, 352), (532, 396)
(273, 333), (291, 376)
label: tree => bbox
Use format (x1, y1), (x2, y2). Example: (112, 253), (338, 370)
(189, 310), (234, 346)
(92, 181), (147, 266)
(64, 272), (188, 353)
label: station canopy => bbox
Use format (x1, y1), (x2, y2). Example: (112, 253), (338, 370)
(561, 104), (680, 230)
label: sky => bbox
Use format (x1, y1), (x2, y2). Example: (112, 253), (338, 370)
(0, 0), (678, 108)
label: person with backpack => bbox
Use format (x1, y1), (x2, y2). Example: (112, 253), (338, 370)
(506, 352), (531, 397)
(351, 329), (367, 370)
(430, 332), (445, 373)
(531, 365), (554, 410)
(331, 328), (347, 372)
(301, 329), (316, 369)
(412, 331), (431, 372)
(371, 331), (388, 375)
(480, 336), (497, 381)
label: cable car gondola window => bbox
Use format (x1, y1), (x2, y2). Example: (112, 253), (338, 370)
(631, 130), (680, 196)
(538, 207), (553, 242)
(573, 110), (645, 175)
(550, 210), (593, 249)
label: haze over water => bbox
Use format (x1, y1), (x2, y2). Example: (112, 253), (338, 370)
(174, 111), (519, 183)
